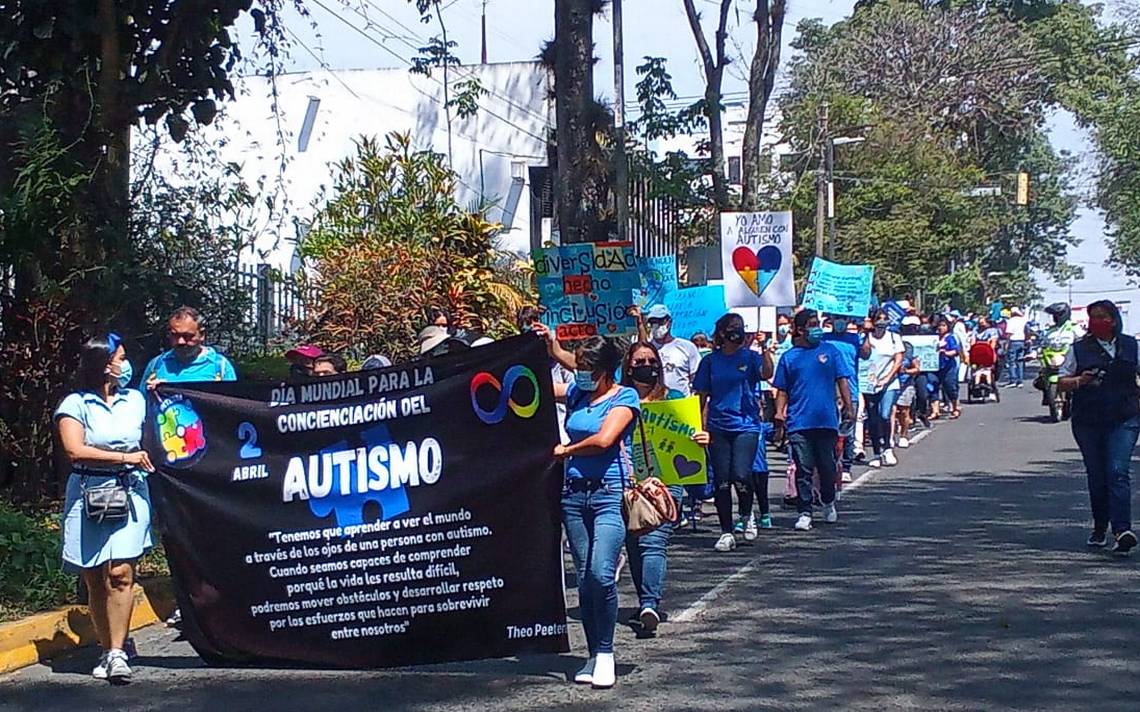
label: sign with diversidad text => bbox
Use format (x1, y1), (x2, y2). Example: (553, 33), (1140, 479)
(147, 336), (567, 669)
(801, 257), (875, 318)
(720, 211), (795, 308)
(534, 242), (640, 340)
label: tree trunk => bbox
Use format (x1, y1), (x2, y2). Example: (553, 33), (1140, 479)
(682, 0), (732, 211)
(741, 1), (786, 211)
(554, 0), (596, 244)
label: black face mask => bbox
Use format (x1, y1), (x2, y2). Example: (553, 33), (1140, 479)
(630, 364), (660, 385)
(723, 329), (745, 344)
(289, 364), (311, 381)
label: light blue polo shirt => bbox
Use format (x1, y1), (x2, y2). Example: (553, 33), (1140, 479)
(141, 346), (237, 384)
(55, 389), (146, 456)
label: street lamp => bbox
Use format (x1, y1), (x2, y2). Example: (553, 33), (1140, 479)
(827, 136), (867, 260)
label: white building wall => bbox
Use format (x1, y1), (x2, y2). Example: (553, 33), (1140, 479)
(151, 62), (552, 273)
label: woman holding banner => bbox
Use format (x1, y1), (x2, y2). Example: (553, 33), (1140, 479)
(541, 334), (639, 689)
(693, 313), (774, 552)
(619, 341), (710, 635)
(55, 334), (156, 683)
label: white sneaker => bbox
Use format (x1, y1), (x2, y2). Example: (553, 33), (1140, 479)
(92, 651), (109, 680)
(898, 437), (910, 448)
(869, 458), (882, 468)
(743, 515), (758, 541)
(823, 502), (838, 524)
(714, 533), (737, 551)
(574, 656), (596, 684)
(883, 450), (898, 466)
(105, 649), (132, 682)
(841, 471), (853, 483)
(639, 607), (660, 634)
(794, 513), (813, 531)
(591, 652), (616, 688)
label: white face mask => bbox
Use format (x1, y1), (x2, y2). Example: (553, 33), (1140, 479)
(651, 324), (669, 341)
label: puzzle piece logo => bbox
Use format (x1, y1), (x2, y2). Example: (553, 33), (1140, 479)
(306, 424), (410, 528)
(155, 396), (207, 468)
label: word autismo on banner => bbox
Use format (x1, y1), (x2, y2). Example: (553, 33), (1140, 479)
(147, 335), (568, 669)
(720, 211), (795, 309)
(534, 242), (640, 340)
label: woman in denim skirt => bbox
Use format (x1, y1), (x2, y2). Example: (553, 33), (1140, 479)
(56, 334), (155, 683)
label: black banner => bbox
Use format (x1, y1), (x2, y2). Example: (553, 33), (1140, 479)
(146, 335), (568, 669)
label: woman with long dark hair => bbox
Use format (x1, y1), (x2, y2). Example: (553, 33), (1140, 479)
(56, 334), (155, 683)
(619, 341), (709, 634)
(693, 313), (773, 552)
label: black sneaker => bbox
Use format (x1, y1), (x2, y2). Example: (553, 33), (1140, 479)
(1087, 530), (1108, 548)
(1111, 530), (1137, 556)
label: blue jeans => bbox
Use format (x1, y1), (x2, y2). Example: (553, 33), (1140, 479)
(1006, 341), (1026, 384)
(562, 481), (625, 655)
(864, 388), (900, 455)
(625, 486), (682, 611)
(789, 429), (838, 514)
(935, 366), (959, 404)
(708, 430), (760, 533)
(1072, 416), (1140, 535)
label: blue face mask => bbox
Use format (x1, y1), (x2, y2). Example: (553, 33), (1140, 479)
(114, 359), (133, 388)
(805, 327), (824, 345)
(574, 370), (598, 392)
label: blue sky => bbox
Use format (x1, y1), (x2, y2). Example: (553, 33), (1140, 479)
(248, 0), (1135, 320)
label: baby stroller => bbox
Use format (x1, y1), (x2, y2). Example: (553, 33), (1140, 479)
(966, 341), (1000, 404)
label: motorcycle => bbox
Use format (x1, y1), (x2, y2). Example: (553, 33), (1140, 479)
(1034, 341), (1069, 423)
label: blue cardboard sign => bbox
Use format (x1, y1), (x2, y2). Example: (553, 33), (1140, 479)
(534, 242), (640, 340)
(633, 255), (679, 309)
(664, 285), (727, 340)
(903, 335), (940, 372)
(801, 258), (875, 318)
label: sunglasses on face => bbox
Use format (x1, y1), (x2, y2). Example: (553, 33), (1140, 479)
(631, 358), (659, 366)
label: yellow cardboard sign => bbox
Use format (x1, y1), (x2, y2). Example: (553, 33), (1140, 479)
(632, 396), (708, 485)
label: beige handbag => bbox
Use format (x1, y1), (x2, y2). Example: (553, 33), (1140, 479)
(622, 416), (679, 536)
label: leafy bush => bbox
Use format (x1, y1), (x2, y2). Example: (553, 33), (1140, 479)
(0, 501), (75, 622)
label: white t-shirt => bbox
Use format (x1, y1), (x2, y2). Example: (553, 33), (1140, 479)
(654, 337), (702, 397)
(867, 331), (904, 392)
(1006, 315), (1028, 342)
(552, 363), (573, 444)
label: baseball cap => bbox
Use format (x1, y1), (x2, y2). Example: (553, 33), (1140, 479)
(285, 344), (323, 362)
(646, 304), (672, 321)
(418, 326), (451, 354)
(361, 354), (392, 370)
(902, 315), (921, 326)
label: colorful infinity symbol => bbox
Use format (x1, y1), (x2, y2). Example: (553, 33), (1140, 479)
(470, 365), (540, 424)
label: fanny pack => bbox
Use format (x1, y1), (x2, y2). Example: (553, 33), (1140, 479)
(80, 472), (135, 523)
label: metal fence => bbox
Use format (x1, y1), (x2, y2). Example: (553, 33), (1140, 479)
(222, 264), (314, 355)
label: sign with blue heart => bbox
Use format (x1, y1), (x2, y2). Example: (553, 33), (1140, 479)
(720, 211), (795, 308)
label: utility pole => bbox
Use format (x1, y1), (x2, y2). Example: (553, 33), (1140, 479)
(814, 101), (829, 258)
(481, 0), (488, 64)
(826, 136), (836, 260)
(612, 0), (629, 243)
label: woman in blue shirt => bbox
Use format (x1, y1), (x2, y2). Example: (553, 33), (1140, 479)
(693, 313), (774, 552)
(549, 336), (639, 689)
(618, 341), (709, 636)
(56, 334), (155, 683)
(932, 318), (962, 419)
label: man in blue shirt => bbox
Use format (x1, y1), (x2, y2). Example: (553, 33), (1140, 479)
(142, 306), (237, 387)
(774, 310), (855, 532)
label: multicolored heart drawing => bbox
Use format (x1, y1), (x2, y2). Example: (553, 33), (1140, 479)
(731, 245), (783, 297)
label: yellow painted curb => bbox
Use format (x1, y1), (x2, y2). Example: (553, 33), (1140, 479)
(0, 577), (176, 675)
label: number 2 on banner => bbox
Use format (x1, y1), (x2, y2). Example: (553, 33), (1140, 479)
(237, 422), (262, 459)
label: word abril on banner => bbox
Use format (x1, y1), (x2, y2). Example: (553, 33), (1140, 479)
(720, 211), (795, 308)
(534, 242), (640, 340)
(801, 257), (875, 318)
(146, 335), (567, 669)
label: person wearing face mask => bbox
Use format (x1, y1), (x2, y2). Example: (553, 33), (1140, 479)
(693, 313), (774, 551)
(773, 310), (855, 532)
(56, 333), (156, 683)
(862, 308), (905, 467)
(1058, 300), (1140, 556)
(546, 336), (639, 688)
(618, 341), (709, 634)
(823, 313), (870, 481)
(642, 305), (703, 398)
(141, 306), (237, 388)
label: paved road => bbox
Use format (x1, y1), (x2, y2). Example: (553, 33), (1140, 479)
(3, 384), (1138, 711)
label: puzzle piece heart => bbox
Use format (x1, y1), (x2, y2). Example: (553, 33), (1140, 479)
(672, 454), (703, 479)
(731, 246), (760, 295)
(756, 245), (782, 297)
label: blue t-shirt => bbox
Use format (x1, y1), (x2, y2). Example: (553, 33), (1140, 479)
(692, 348), (765, 433)
(939, 334), (960, 372)
(141, 347), (237, 384)
(823, 331), (860, 399)
(564, 384), (641, 483)
(772, 341), (853, 433)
